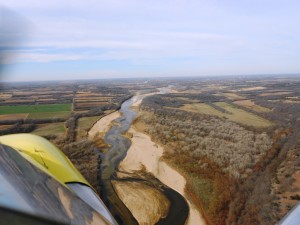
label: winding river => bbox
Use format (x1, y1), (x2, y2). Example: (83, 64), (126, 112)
(99, 92), (189, 225)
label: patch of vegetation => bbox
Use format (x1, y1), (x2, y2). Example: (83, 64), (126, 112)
(77, 116), (102, 138)
(32, 123), (66, 136)
(78, 116), (102, 131)
(28, 111), (70, 119)
(164, 152), (231, 225)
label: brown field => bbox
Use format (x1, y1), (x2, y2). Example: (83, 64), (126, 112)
(181, 90), (203, 94)
(0, 113), (28, 120)
(0, 93), (12, 99)
(268, 99), (300, 104)
(233, 100), (271, 112)
(4, 99), (35, 103)
(223, 92), (244, 100)
(37, 98), (57, 101)
(28, 112), (70, 119)
(205, 84), (228, 90)
(260, 92), (292, 97)
(76, 93), (121, 97)
(75, 96), (112, 100)
(0, 125), (14, 130)
(12, 91), (72, 95)
(75, 99), (110, 102)
(76, 93), (105, 97)
(75, 102), (107, 107)
(12, 91), (36, 96)
(283, 100), (300, 104)
(239, 86), (266, 91)
(35, 95), (54, 98)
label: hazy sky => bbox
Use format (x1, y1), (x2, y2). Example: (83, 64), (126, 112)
(1, 0), (300, 82)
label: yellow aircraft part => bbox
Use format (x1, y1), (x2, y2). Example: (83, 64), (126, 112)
(0, 133), (90, 187)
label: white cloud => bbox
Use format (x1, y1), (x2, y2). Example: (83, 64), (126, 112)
(2, 0), (300, 81)
(14, 52), (83, 63)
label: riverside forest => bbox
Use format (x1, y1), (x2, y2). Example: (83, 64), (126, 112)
(1, 75), (300, 225)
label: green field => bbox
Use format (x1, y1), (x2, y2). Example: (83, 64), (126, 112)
(233, 100), (271, 113)
(181, 102), (272, 128)
(32, 122), (66, 136)
(77, 116), (102, 138)
(0, 104), (71, 115)
(78, 116), (102, 131)
(215, 102), (273, 127)
(182, 103), (225, 118)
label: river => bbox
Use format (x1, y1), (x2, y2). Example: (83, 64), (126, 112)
(99, 92), (189, 225)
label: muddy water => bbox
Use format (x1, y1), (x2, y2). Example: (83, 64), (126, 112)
(99, 94), (188, 225)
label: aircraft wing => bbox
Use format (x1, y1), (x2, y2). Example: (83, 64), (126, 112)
(0, 134), (117, 225)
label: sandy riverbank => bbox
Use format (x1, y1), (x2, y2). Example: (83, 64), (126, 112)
(112, 180), (170, 225)
(88, 111), (120, 139)
(131, 92), (159, 108)
(118, 127), (206, 225)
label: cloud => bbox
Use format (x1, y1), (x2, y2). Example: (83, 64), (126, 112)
(14, 52), (83, 63)
(2, 0), (300, 81)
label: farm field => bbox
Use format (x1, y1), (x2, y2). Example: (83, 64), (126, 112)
(215, 102), (272, 127)
(233, 100), (271, 112)
(0, 104), (71, 114)
(259, 91), (292, 96)
(239, 86), (266, 91)
(0, 113), (28, 120)
(222, 92), (244, 100)
(0, 125), (13, 131)
(181, 102), (272, 128)
(77, 116), (102, 138)
(181, 103), (224, 118)
(32, 122), (66, 136)
(0, 81), (132, 141)
(78, 116), (102, 130)
(28, 112), (71, 119)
